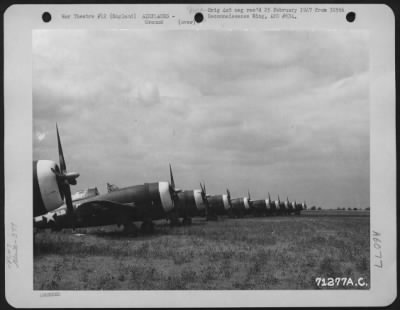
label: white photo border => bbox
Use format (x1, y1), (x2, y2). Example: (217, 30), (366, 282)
(4, 4), (396, 307)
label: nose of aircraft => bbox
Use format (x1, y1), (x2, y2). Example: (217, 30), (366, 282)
(158, 181), (174, 213)
(222, 194), (230, 210)
(193, 189), (206, 211)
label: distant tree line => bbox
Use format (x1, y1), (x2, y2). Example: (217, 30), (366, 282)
(308, 206), (371, 211)
(335, 207), (370, 211)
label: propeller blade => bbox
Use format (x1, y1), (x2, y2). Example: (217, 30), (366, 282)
(200, 182), (209, 211)
(62, 181), (75, 228)
(169, 163), (175, 189)
(55, 124), (79, 228)
(56, 123), (67, 172)
(200, 182), (209, 217)
(226, 188), (232, 208)
(200, 182), (206, 196)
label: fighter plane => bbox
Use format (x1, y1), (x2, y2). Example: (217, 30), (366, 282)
(35, 163), (183, 234)
(250, 199), (266, 217)
(267, 193), (277, 215)
(251, 192), (275, 217)
(276, 195), (288, 215)
(285, 197), (295, 215)
(204, 187), (231, 220)
(33, 124), (80, 226)
(166, 179), (209, 226)
(229, 189), (251, 218)
(294, 200), (307, 215)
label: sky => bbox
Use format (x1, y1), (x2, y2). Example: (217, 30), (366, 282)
(32, 30), (369, 209)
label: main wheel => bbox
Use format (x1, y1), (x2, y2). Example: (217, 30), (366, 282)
(141, 220), (154, 234)
(123, 221), (138, 235)
(182, 217), (192, 226)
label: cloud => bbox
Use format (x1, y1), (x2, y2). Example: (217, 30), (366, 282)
(35, 131), (46, 142)
(137, 82), (160, 105)
(32, 30), (370, 208)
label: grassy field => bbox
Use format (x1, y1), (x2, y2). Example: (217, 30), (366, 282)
(34, 213), (370, 290)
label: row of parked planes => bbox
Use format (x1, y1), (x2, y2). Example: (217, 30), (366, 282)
(33, 126), (307, 234)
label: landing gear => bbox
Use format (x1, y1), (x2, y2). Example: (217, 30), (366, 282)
(169, 214), (181, 227)
(123, 221), (138, 235)
(182, 217), (192, 226)
(141, 219), (154, 234)
(206, 214), (218, 221)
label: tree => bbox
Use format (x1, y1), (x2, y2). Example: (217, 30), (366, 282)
(353, 207), (358, 211)
(310, 206), (316, 210)
(317, 207), (322, 210)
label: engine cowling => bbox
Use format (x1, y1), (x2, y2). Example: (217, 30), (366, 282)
(158, 181), (174, 213)
(243, 197), (250, 209)
(265, 199), (271, 210)
(222, 194), (230, 210)
(193, 189), (206, 211)
(33, 160), (64, 216)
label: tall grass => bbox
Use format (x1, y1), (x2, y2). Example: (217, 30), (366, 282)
(34, 215), (370, 290)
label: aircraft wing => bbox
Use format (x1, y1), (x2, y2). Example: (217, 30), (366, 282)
(34, 200), (137, 229)
(74, 200), (137, 219)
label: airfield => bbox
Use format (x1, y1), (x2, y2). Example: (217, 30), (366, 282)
(34, 210), (370, 290)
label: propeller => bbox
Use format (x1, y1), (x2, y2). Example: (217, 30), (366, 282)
(247, 189), (253, 209)
(200, 182), (209, 216)
(52, 124), (79, 227)
(226, 188), (233, 209)
(168, 164), (181, 205)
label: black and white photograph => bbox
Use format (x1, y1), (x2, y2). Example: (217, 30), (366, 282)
(32, 29), (370, 290)
(4, 3), (396, 307)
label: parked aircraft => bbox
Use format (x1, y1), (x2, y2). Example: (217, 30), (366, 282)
(294, 200), (306, 215)
(229, 189), (251, 218)
(34, 164), (181, 234)
(251, 198), (267, 216)
(33, 125), (80, 227)
(168, 182), (209, 226)
(267, 193), (277, 215)
(285, 197), (295, 215)
(276, 195), (288, 215)
(205, 188), (231, 220)
(251, 192), (276, 217)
